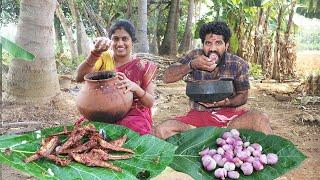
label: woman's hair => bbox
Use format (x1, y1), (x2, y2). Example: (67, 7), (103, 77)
(108, 19), (137, 42)
(199, 21), (231, 44)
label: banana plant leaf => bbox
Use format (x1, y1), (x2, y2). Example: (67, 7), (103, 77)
(0, 122), (177, 180)
(1, 36), (35, 61)
(166, 127), (307, 180)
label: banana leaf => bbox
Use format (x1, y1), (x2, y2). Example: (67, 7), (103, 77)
(1, 36), (35, 61)
(166, 127), (307, 180)
(0, 122), (177, 180)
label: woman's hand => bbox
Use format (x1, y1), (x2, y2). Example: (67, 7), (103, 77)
(198, 98), (230, 108)
(93, 37), (111, 54)
(116, 72), (140, 94)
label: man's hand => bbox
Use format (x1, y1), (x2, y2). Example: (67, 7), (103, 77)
(93, 37), (111, 54)
(190, 55), (217, 72)
(198, 98), (230, 108)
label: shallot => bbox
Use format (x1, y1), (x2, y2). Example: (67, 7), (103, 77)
(198, 129), (279, 178)
(214, 168), (227, 179)
(241, 162), (253, 175)
(224, 162), (236, 171)
(267, 153), (278, 165)
(228, 171), (240, 179)
(252, 160), (264, 171)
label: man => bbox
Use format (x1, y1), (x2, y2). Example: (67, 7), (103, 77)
(154, 21), (272, 139)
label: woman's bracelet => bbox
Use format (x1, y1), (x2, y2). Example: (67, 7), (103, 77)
(138, 90), (147, 99)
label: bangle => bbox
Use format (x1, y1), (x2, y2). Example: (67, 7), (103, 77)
(91, 50), (101, 58)
(138, 90), (147, 99)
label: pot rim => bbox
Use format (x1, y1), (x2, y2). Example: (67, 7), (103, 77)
(186, 79), (233, 83)
(84, 71), (118, 82)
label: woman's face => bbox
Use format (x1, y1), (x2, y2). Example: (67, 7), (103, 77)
(110, 28), (133, 58)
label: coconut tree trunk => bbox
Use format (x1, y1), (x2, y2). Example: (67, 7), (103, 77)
(68, 0), (91, 56)
(55, 1), (78, 58)
(135, 0), (149, 53)
(5, 0), (60, 103)
(159, 0), (179, 55)
(179, 0), (194, 53)
(192, 0), (201, 48)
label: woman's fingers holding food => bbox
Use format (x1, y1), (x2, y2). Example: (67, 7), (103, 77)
(94, 37), (111, 52)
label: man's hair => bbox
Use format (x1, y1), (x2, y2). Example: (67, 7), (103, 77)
(108, 19), (137, 42)
(199, 21), (231, 44)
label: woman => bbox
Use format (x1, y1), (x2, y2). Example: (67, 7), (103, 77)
(76, 20), (157, 135)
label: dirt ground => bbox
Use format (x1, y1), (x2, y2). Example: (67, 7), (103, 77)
(1, 51), (319, 179)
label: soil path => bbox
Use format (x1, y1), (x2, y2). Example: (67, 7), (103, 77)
(1, 80), (319, 179)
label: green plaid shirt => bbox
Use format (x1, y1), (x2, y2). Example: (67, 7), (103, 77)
(179, 49), (250, 111)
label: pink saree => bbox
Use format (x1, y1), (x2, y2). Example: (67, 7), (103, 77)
(114, 57), (157, 135)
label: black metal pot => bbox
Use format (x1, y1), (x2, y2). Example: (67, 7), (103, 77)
(186, 80), (234, 103)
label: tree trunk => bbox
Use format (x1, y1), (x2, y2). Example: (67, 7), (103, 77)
(253, 7), (263, 65)
(272, 5), (283, 81)
(214, 2), (220, 20)
(127, 0), (132, 20)
(149, 6), (160, 55)
(55, 1), (78, 58)
(171, 1), (180, 55)
(285, 1), (296, 43)
(246, 24), (254, 62)
(54, 15), (64, 55)
(159, 0), (179, 55)
(135, 0), (149, 53)
(68, 0), (91, 57)
(283, 1), (297, 78)
(178, 0), (194, 53)
(236, 9), (243, 57)
(83, 2), (107, 37)
(5, 0), (60, 103)
(262, 6), (272, 77)
(192, 0), (201, 48)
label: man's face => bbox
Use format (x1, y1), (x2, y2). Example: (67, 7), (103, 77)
(203, 33), (229, 62)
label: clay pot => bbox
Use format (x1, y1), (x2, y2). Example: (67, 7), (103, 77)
(76, 71), (133, 123)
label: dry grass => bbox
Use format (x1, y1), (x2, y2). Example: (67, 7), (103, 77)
(296, 50), (320, 77)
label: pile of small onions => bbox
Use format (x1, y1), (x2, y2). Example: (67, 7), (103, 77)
(199, 129), (278, 179)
